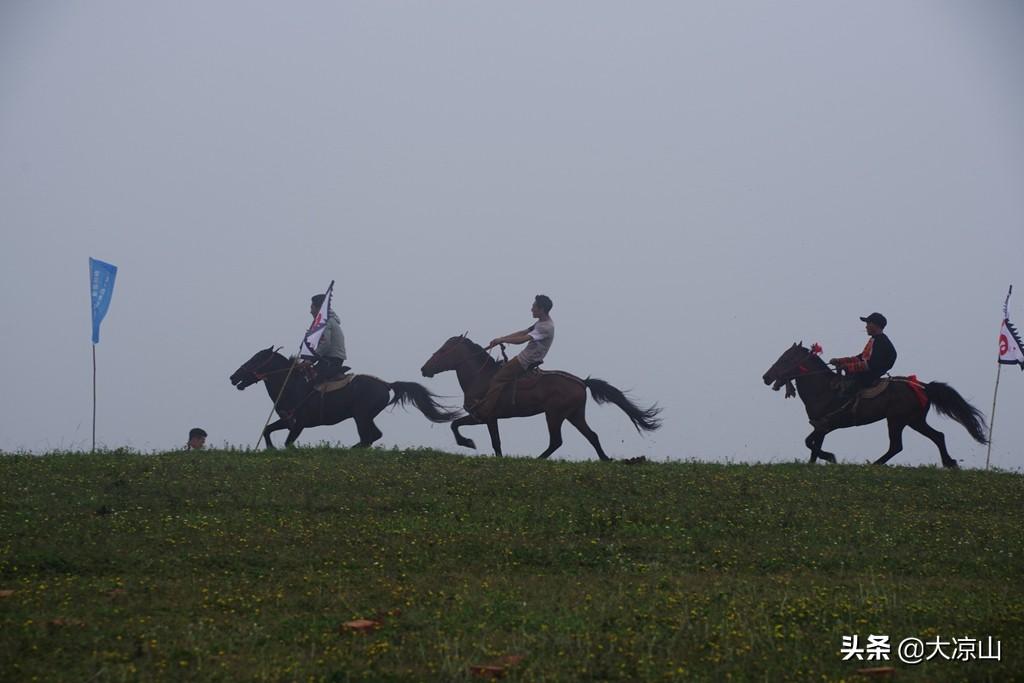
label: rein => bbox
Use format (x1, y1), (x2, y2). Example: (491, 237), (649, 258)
(243, 354), (297, 382)
(774, 350), (835, 383)
(430, 340), (498, 375)
(255, 366), (297, 380)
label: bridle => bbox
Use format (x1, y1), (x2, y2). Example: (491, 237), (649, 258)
(771, 347), (835, 385)
(240, 351), (291, 383)
(427, 338), (501, 374)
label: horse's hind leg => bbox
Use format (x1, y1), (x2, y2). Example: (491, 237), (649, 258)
(353, 413), (383, 448)
(909, 419), (958, 469)
(874, 418), (905, 466)
(486, 420), (503, 457)
(537, 412), (565, 460)
(568, 406), (610, 461)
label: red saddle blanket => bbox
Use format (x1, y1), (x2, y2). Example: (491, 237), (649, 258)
(855, 375), (927, 408)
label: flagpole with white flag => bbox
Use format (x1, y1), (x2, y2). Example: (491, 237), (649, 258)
(987, 285), (1024, 469)
(89, 258), (118, 453)
(986, 363), (1001, 471)
(253, 281), (334, 449)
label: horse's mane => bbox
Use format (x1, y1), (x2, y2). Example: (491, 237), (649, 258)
(796, 345), (834, 374)
(456, 336), (491, 357)
(449, 336), (500, 369)
(806, 352), (830, 370)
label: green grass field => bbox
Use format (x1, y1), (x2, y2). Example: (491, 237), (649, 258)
(1, 449), (1021, 681)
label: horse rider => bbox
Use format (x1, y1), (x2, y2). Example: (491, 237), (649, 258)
(828, 312), (897, 400)
(305, 293), (348, 384)
(473, 294), (555, 420)
(290, 293), (349, 427)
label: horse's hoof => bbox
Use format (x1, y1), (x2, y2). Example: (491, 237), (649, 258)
(458, 439), (476, 449)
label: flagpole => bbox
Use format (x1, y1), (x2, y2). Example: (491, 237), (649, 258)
(253, 281), (334, 450)
(92, 344), (97, 453)
(985, 362), (1002, 471)
(253, 353), (300, 450)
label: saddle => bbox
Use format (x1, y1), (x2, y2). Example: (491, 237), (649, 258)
(515, 368), (584, 390)
(506, 368), (584, 406)
(301, 361), (350, 386)
(858, 378), (890, 400)
(313, 373), (356, 394)
(813, 375), (920, 429)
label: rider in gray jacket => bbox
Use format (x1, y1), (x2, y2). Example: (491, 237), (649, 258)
(312, 304), (347, 383)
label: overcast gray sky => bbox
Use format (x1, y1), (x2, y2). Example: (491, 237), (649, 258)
(2, 2), (1021, 469)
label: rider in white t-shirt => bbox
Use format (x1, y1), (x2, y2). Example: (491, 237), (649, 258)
(474, 294), (554, 420)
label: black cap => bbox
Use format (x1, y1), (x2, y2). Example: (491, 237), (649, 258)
(859, 312), (887, 328)
(189, 427), (207, 439)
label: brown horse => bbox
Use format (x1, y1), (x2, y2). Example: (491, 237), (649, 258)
(762, 342), (988, 467)
(421, 335), (661, 460)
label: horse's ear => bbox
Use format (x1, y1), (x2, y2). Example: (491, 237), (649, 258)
(273, 346), (282, 354)
(462, 331), (468, 338)
(798, 340), (804, 347)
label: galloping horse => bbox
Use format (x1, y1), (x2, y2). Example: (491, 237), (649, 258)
(421, 335), (661, 460)
(231, 347), (460, 449)
(762, 342), (987, 467)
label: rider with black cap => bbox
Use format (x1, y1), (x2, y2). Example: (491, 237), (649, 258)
(829, 312), (897, 397)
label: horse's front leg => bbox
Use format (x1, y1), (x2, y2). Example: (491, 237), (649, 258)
(804, 427), (836, 464)
(487, 420), (502, 457)
(284, 426), (303, 447)
(263, 418), (292, 450)
(451, 415), (480, 449)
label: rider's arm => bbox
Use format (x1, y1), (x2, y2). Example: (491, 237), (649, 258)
(828, 355), (861, 371)
(487, 330), (533, 348)
(830, 354), (868, 373)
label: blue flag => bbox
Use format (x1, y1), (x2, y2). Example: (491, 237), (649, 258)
(89, 258), (118, 344)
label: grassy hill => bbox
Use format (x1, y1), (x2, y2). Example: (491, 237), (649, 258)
(1, 449), (1021, 681)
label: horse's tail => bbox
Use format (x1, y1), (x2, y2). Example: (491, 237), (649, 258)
(925, 382), (988, 444)
(584, 378), (662, 432)
(387, 381), (462, 423)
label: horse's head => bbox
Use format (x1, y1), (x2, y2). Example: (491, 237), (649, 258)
(421, 334), (480, 378)
(230, 346), (282, 390)
(762, 342), (827, 398)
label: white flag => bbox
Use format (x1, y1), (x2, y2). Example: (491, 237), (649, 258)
(999, 319), (1024, 368)
(301, 281), (334, 359)
(998, 285), (1024, 369)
